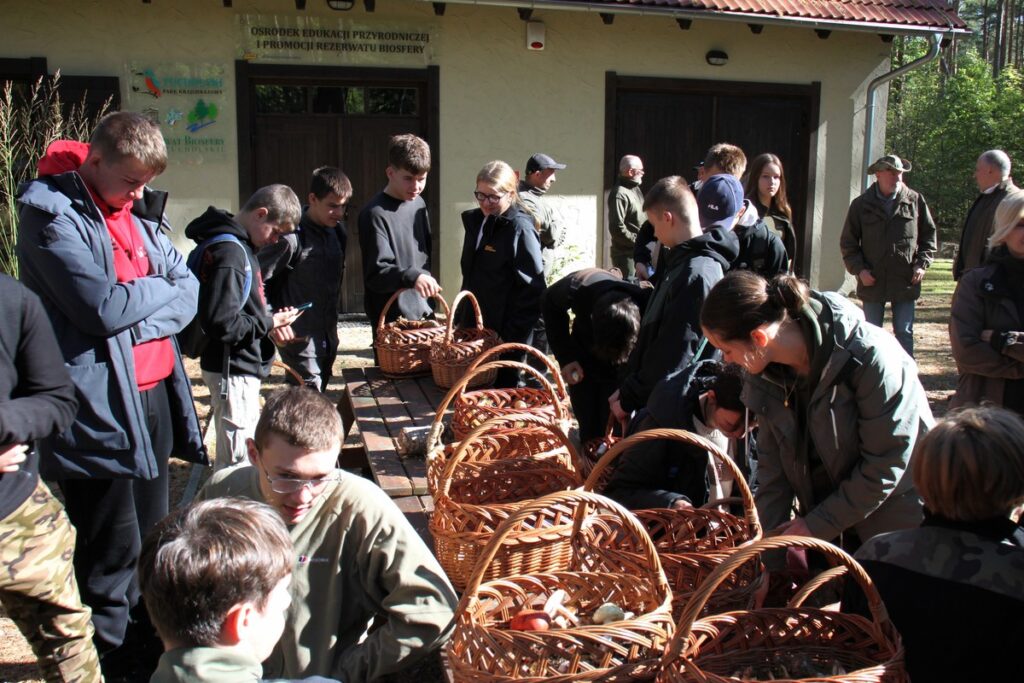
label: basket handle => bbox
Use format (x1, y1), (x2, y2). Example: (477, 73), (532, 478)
(443, 290), (486, 343)
(786, 564), (849, 608)
(661, 535), (899, 665)
(428, 359), (568, 448)
(457, 489), (673, 614)
(435, 412), (581, 499)
(465, 342), (568, 402)
(582, 428), (761, 541)
(374, 288), (451, 336)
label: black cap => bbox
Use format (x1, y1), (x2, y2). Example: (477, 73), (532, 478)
(525, 153), (567, 174)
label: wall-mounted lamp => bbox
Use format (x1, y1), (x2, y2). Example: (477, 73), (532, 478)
(705, 49), (729, 66)
(326, 0), (355, 10)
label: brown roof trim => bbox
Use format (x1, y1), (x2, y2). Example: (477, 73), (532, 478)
(421, 0), (969, 34)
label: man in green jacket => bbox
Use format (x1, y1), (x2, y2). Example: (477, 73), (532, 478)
(197, 387), (457, 682)
(607, 154), (645, 276)
(840, 154), (937, 357)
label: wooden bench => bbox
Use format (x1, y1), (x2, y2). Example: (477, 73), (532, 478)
(340, 367), (449, 542)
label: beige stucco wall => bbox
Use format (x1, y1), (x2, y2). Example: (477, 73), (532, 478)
(2, 0), (893, 292)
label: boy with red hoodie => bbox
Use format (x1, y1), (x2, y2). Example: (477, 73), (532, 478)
(17, 112), (207, 681)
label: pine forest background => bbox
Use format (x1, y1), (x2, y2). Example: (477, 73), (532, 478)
(887, 0), (1024, 249)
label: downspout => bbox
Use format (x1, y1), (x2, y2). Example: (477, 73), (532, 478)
(862, 32), (943, 192)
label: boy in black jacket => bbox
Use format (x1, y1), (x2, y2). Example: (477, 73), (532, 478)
(0, 274), (101, 681)
(608, 176), (738, 427)
(185, 185), (302, 470)
(260, 167), (352, 392)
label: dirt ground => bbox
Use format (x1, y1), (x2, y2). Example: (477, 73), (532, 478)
(0, 273), (959, 681)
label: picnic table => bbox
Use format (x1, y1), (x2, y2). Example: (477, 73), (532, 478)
(339, 366), (448, 542)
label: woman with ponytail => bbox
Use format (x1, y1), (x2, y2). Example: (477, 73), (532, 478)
(700, 270), (933, 545)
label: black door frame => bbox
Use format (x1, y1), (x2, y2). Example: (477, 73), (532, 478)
(235, 60), (440, 269)
(604, 72), (820, 275)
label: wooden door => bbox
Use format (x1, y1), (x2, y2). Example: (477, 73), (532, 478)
(608, 75), (819, 275)
(241, 71), (429, 314)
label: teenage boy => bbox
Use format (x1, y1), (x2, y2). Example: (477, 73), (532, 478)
(260, 167), (352, 392)
(359, 134), (441, 332)
(703, 142), (747, 179)
(543, 268), (645, 442)
(185, 185), (302, 470)
(197, 387), (458, 682)
(17, 112), (206, 681)
(140, 498), (338, 683)
(698, 173), (789, 278)
(608, 176), (738, 426)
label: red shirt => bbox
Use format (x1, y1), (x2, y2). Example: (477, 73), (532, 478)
(91, 190), (175, 391)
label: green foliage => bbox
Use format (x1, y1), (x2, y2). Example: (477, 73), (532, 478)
(887, 36), (1024, 250)
(0, 73), (109, 276)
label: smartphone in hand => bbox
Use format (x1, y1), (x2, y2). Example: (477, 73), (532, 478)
(295, 302), (313, 311)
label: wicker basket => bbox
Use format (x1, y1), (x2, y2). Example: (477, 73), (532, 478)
(580, 416), (621, 482)
(451, 342), (571, 440)
(429, 412), (583, 592)
(448, 489), (675, 682)
(375, 289), (450, 378)
(425, 408), (580, 497)
(430, 290), (502, 389)
(658, 536), (907, 683)
(583, 428), (765, 618)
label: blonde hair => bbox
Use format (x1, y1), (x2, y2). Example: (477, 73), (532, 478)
(990, 189), (1024, 249)
(912, 405), (1024, 521)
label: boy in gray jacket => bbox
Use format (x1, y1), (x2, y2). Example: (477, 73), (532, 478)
(197, 387), (457, 682)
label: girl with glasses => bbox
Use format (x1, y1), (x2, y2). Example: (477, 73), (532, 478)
(459, 160), (546, 387)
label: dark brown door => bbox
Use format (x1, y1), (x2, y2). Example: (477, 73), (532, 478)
(237, 65), (432, 314)
(607, 74), (819, 275)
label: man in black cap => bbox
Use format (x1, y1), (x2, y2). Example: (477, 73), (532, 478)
(518, 152), (568, 279)
(840, 154), (937, 357)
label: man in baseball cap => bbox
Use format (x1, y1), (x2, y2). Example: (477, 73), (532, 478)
(698, 173), (789, 278)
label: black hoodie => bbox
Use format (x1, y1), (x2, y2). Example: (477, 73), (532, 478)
(184, 207), (275, 378)
(618, 227), (739, 413)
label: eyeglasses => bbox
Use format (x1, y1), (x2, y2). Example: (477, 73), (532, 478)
(473, 190), (507, 204)
(257, 461), (342, 494)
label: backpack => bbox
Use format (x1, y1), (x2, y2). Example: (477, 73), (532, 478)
(177, 234), (253, 359)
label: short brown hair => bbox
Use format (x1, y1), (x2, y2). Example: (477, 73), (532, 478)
(309, 166), (353, 201)
(388, 134), (431, 174)
(704, 143), (747, 179)
(89, 111), (167, 174)
(254, 386), (343, 452)
(241, 184), (302, 228)
(643, 175), (698, 225)
(912, 405), (1024, 521)
(138, 498), (292, 647)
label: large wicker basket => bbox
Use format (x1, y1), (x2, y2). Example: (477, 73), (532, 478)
(448, 489), (675, 682)
(430, 290), (502, 389)
(583, 428), (765, 618)
(658, 536), (907, 683)
(425, 407), (580, 496)
(375, 289), (450, 378)
(451, 342), (571, 440)
(429, 412), (583, 592)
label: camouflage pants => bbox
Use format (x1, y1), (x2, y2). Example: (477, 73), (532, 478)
(0, 480), (101, 683)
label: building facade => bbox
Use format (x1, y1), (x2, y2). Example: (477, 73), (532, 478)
(2, 0), (965, 309)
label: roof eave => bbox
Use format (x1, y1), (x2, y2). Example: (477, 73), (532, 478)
(419, 0), (970, 37)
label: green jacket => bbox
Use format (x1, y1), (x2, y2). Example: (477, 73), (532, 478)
(840, 182), (937, 303)
(740, 291), (932, 541)
(953, 178), (1016, 280)
(198, 468), (457, 682)
(607, 177), (644, 254)
(518, 181), (566, 279)
(150, 647), (339, 682)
